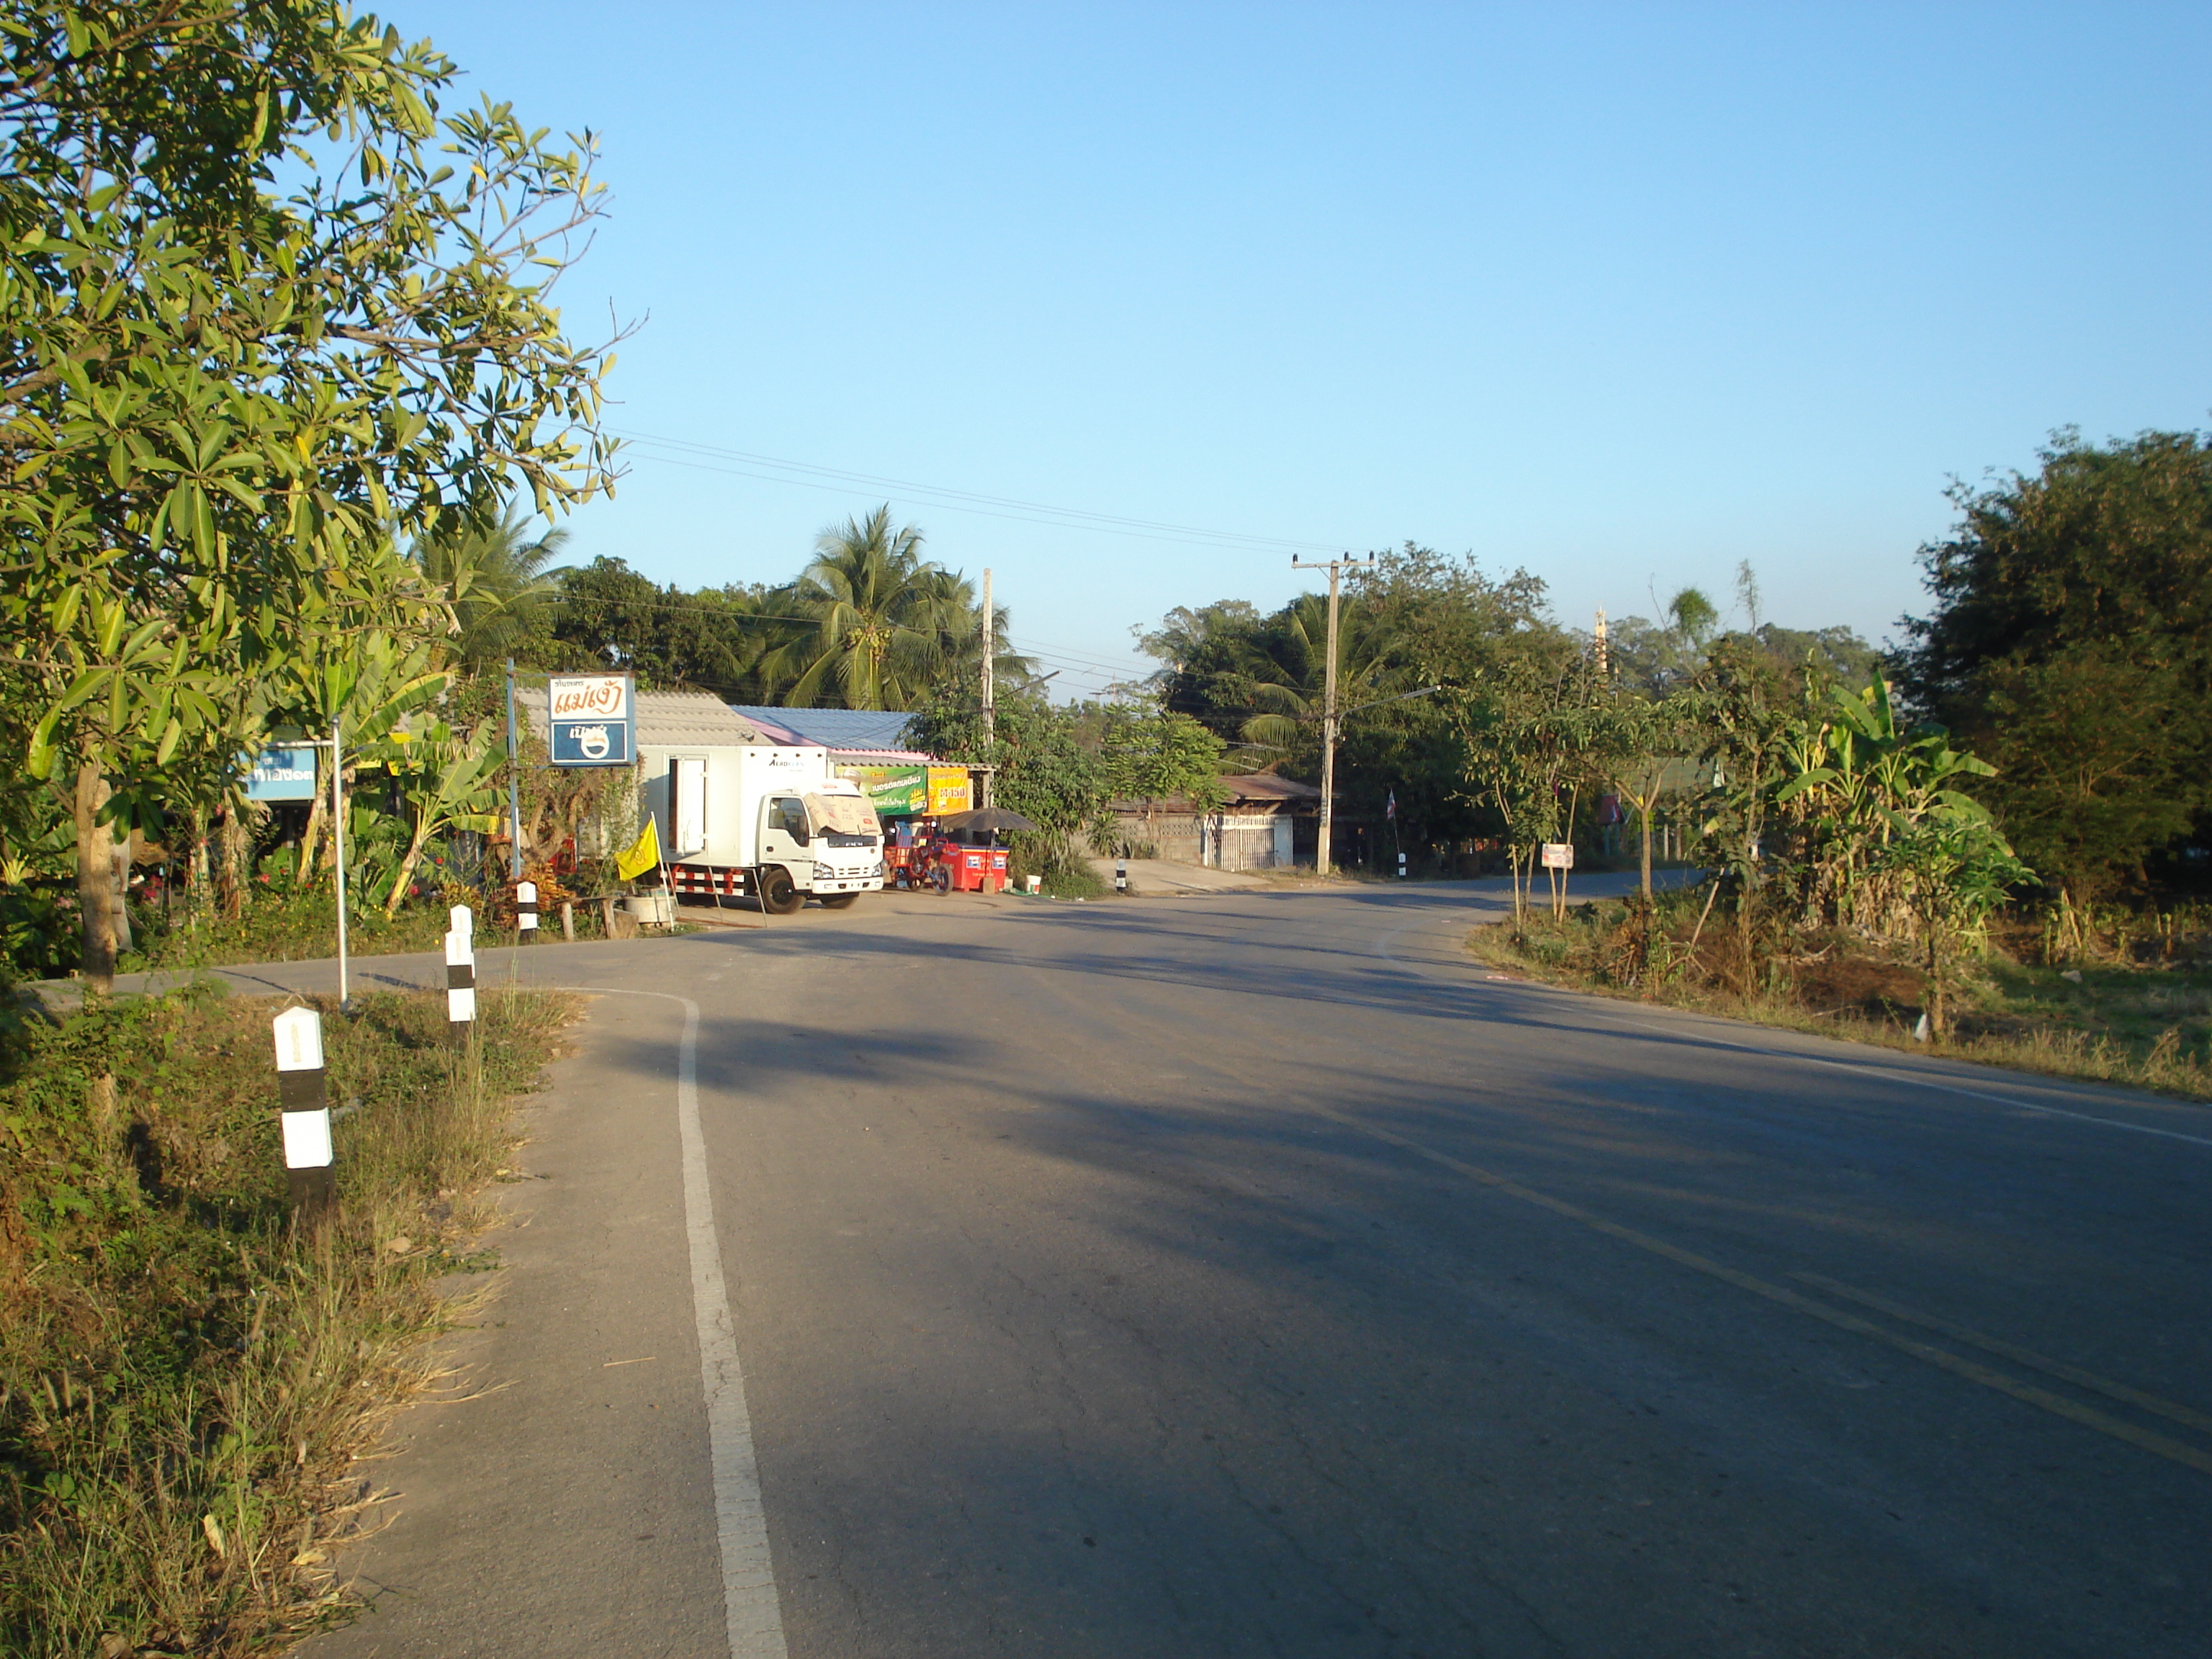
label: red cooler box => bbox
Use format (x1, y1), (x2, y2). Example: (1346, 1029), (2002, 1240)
(945, 845), (1010, 892)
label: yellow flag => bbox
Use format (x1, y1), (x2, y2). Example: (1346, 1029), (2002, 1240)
(613, 816), (662, 881)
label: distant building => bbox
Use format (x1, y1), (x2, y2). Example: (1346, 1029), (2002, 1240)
(1108, 775), (1322, 871)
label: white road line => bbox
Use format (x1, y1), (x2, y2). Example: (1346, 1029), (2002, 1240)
(560, 986), (788, 1659)
(1611, 1016), (2212, 1151)
(1364, 915), (2212, 1152)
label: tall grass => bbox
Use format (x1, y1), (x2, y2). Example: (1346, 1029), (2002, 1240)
(0, 983), (572, 1655)
(1473, 892), (2212, 1103)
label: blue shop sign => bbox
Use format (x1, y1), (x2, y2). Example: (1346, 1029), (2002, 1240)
(246, 745), (319, 801)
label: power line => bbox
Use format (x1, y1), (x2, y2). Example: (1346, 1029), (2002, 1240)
(613, 428), (1349, 558)
(539, 587), (1151, 680)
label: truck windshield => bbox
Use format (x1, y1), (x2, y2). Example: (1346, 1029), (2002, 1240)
(804, 792), (881, 840)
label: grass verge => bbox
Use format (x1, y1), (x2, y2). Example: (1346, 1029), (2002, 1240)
(0, 981), (575, 1656)
(1472, 890), (2212, 1102)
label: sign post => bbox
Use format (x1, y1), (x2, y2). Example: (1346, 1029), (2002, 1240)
(1540, 841), (1575, 920)
(272, 1007), (336, 1223)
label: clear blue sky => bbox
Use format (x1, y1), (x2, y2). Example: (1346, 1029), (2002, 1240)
(406, 2), (2211, 698)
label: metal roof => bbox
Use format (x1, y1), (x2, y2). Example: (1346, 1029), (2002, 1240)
(1109, 774), (1323, 811)
(729, 706), (922, 752)
(517, 687), (773, 748)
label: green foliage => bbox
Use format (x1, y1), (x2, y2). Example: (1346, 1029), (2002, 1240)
(1141, 545), (1563, 856)
(0, 985), (567, 1653)
(1901, 428), (2212, 904)
(541, 511), (1033, 711)
(1100, 698), (1228, 811)
(0, 1), (619, 984)
(549, 555), (784, 693)
(413, 504), (571, 673)
(904, 682), (1108, 837)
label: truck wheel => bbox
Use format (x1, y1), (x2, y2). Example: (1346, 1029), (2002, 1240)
(759, 867), (804, 915)
(819, 893), (859, 909)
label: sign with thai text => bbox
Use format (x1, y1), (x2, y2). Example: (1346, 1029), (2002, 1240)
(927, 766), (972, 815)
(548, 675), (633, 766)
(1540, 842), (1575, 870)
(838, 764), (929, 816)
(245, 745), (318, 801)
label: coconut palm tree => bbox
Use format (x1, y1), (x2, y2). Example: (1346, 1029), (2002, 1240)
(414, 503), (570, 670)
(1234, 592), (1401, 762)
(760, 505), (1022, 709)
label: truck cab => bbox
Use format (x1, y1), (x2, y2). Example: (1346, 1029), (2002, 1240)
(646, 743), (886, 916)
(755, 783), (882, 912)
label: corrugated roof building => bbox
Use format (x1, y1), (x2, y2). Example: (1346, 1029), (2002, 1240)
(516, 686), (772, 748)
(727, 705), (936, 764)
(1107, 775), (1321, 872)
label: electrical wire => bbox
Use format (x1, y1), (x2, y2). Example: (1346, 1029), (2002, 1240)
(613, 428), (1349, 558)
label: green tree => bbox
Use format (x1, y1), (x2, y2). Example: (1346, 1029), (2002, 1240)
(0, 1), (619, 989)
(549, 557), (779, 693)
(1100, 699), (1229, 814)
(904, 682), (1108, 840)
(415, 503), (571, 672)
(1588, 693), (1699, 899)
(760, 507), (975, 710)
(1901, 428), (2212, 907)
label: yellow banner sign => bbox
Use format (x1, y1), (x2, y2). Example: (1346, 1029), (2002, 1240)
(927, 767), (972, 815)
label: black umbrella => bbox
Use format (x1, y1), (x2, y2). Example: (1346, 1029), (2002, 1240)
(935, 806), (1040, 835)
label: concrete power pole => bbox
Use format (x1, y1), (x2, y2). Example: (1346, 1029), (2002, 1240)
(980, 567), (995, 808)
(1289, 552), (1372, 876)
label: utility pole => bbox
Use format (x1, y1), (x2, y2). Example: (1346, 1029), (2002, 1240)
(979, 567), (994, 807)
(505, 657), (523, 879)
(1289, 552), (1372, 876)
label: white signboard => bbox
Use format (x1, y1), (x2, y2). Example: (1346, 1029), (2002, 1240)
(548, 675), (634, 766)
(1540, 842), (1575, 870)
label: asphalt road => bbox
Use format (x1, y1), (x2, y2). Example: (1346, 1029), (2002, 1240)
(282, 879), (2211, 1659)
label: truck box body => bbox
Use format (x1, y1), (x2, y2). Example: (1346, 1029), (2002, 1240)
(517, 688), (884, 909)
(638, 737), (884, 904)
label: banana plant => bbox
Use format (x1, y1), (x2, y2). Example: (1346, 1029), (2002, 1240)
(1773, 676), (1996, 929)
(369, 719), (503, 915)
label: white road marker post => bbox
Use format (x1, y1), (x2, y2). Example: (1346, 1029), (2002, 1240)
(272, 1007), (336, 1223)
(446, 904), (476, 1039)
(1398, 850), (1408, 880)
(516, 878), (539, 938)
(1115, 858), (1128, 895)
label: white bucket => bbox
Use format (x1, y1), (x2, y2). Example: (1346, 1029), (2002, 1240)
(1025, 875), (1043, 894)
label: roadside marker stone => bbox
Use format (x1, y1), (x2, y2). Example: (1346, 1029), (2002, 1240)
(271, 1006), (336, 1221)
(1115, 859), (1128, 894)
(446, 904), (477, 1032)
(516, 878), (539, 933)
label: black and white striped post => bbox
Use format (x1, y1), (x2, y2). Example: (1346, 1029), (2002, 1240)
(446, 904), (476, 1036)
(516, 879), (539, 936)
(272, 1006), (336, 1221)
(1115, 859), (1128, 894)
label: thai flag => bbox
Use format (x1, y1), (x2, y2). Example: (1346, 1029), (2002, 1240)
(1385, 790), (1397, 821)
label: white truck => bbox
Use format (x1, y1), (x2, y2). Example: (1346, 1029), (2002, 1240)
(646, 743), (886, 915)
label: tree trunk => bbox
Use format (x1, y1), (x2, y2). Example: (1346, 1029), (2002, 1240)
(385, 806), (436, 917)
(1639, 807), (1654, 900)
(110, 837), (132, 955)
(218, 806), (248, 919)
(73, 763), (118, 994)
(297, 762), (326, 884)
